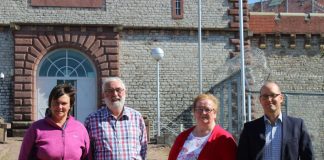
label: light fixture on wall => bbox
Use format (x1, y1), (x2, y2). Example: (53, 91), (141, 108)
(0, 72), (4, 80)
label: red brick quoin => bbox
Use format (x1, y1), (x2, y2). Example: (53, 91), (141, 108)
(12, 25), (120, 136)
(250, 13), (324, 34)
(31, 0), (103, 8)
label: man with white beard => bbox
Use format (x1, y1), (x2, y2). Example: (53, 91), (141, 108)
(85, 77), (147, 160)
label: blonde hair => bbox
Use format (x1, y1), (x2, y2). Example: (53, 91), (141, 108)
(193, 93), (220, 112)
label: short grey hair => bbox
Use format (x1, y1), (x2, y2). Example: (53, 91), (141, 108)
(102, 77), (126, 92)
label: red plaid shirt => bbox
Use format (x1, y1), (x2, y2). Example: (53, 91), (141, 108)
(85, 106), (147, 160)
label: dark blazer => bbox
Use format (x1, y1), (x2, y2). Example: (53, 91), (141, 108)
(237, 115), (314, 160)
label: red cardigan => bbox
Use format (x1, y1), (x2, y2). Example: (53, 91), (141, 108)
(168, 125), (237, 160)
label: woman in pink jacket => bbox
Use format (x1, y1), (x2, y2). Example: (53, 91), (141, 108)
(168, 93), (237, 160)
(19, 84), (90, 160)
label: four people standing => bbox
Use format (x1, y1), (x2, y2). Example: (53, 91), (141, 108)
(85, 77), (147, 159)
(168, 93), (237, 160)
(19, 79), (314, 159)
(237, 81), (314, 160)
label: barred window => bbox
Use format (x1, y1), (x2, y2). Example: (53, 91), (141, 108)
(172, 0), (184, 19)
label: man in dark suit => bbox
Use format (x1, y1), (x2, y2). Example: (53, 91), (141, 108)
(237, 81), (314, 160)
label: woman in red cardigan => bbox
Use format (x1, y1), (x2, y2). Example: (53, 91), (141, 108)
(168, 93), (237, 160)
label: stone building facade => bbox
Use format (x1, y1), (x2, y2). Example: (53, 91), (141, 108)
(0, 0), (323, 159)
(248, 12), (324, 159)
(0, 0), (237, 135)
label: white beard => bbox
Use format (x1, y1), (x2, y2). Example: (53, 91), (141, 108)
(105, 96), (125, 110)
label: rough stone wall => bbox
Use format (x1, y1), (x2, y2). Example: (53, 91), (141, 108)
(0, 0), (230, 28)
(119, 29), (235, 129)
(0, 27), (14, 122)
(248, 35), (324, 159)
(248, 35), (324, 92)
(0, 0), (237, 136)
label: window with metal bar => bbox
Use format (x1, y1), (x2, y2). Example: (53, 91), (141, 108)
(172, 0), (184, 19)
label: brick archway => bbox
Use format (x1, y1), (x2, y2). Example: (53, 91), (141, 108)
(12, 25), (120, 136)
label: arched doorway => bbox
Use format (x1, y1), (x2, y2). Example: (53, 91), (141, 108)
(36, 48), (97, 123)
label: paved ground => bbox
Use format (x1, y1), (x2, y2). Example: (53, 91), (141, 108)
(147, 144), (170, 160)
(0, 137), (170, 160)
(0, 137), (22, 160)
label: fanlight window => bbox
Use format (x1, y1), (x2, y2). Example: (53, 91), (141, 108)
(39, 49), (95, 77)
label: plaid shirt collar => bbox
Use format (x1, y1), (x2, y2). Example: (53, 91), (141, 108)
(101, 105), (130, 121)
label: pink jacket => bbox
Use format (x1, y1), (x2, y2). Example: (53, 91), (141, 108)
(19, 116), (90, 160)
(168, 125), (237, 160)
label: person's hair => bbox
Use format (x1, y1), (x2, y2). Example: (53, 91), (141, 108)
(46, 84), (76, 116)
(192, 93), (220, 112)
(260, 80), (281, 94)
(102, 77), (126, 92)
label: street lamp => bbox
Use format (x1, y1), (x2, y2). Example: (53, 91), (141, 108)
(151, 48), (164, 137)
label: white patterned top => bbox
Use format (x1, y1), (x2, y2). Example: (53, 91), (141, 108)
(176, 131), (211, 160)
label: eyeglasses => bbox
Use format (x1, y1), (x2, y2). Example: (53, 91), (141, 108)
(260, 93), (281, 100)
(104, 88), (124, 94)
(195, 108), (214, 113)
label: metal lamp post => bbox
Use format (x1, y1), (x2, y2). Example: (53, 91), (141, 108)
(198, 0), (202, 93)
(238, 0), (246, 124)
(151, 48), (164, 137)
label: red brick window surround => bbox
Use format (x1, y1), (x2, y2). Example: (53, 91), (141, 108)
(31, 0), (103, 8)
(172, 0), (184, 19)
(12, 25), (120, 126)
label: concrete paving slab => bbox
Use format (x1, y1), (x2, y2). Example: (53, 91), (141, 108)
(0, 137), (170, 160)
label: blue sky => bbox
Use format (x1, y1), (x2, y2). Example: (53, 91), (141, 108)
(248, 0), (261, 4)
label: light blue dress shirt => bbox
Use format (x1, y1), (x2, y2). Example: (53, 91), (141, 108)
(263, 113), (282, 160)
